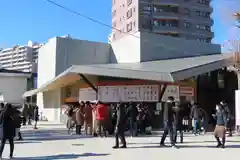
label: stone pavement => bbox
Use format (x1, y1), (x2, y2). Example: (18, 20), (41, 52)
(1, 122), (239, 160)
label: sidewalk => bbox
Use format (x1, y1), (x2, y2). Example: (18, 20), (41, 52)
(21, 121), (66, 130)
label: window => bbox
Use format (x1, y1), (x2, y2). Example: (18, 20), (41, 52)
(196, 37), (211, 43)
(127, 8), (132, 19)
(153, 20), (159, 27)
(196, 24), (211, 31)
(196, 38), (204, 42)
(153, 20), (178, 27)
(127, 22), (132, 32)
(112, 0), (116, 5)
(154, 5), (178, 13)
(127, 0), (132, 6)
(113, 22), (116, 27)
(142, 19), (152, 29)
(184, 22), (191, 28)
(197, 0), (210, 5)
(196, 11), (210, 17)
(112, 10), (116, 17)
(183, 8), (190, 16)
(206, 37), (212, 43)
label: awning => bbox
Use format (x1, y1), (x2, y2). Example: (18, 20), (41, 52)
(23, 54), (230, 98)
(23, 67), (81, 98)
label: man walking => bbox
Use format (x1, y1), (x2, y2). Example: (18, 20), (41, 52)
(160, 96), (177, 148)
(190, 102), (200, 135)
(33, 106), (39, 129)
(220, 101), (232, 137)
(127, 102), (138, 137)
(0, 103), (15, 159)
(173, 103), (184, 143)
(113, 103), (127, 149)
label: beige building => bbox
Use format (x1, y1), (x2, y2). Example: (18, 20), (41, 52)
(0, 41), (43, 73)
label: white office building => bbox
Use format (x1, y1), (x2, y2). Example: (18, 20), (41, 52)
(0, 41), (43, 73)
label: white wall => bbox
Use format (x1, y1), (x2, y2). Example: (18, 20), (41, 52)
(110, 32), (141, 63)
(0, 74), (28, 104)
(41, 89), (61, 122)
(37, 38), (57, 87)
(37, 37), (57, 113)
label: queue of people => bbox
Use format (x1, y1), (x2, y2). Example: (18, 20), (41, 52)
(64, 97), (233, 149)
(65, 100), (154, 137)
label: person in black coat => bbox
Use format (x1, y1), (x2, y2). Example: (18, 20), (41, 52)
(0, 103), (15, 159)
(190, 103), (201, 135)
(127, 102), (138, 137)
(160, 96), (177, 148)
(173, 103), (184, 143)
(220, 101), (232, 137)
(14, 109), (23, 140)
(33, 106), (39, 129)
(113, 103), (127, 149)
(213, 104), (227, 148)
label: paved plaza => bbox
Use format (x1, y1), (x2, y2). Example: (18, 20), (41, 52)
(1, 122), (239, 160)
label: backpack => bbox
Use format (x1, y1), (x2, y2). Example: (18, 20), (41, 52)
(68, 108), (74, 117)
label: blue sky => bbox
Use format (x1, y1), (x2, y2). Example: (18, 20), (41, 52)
(0, 0), (239, 48)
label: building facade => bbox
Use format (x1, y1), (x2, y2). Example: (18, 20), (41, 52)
(111, 0), (213, 43)
(36, 36), (112, 121)
(0, 69), (30, 104)
(0, 41), (43, 73)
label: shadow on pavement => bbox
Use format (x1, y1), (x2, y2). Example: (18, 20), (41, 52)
(178, 144), (240, 149)
(72, 143), (84, 146)
(14, 141), (42, 144)
(13, 153), (110, 160)
(127, 144), (240, 149)
(21, 129), (93, 141)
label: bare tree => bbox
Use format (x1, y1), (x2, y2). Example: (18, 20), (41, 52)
(234, 12), (240, 28)
(223, 40), (240, 88)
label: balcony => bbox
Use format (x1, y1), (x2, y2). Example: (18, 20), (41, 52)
(181, 17), (214, 26)
(152, 25), (214, 38)
(152, 11), (180, 19)
(152, 26), (181, 34)
(151, 0), (213, 12)
(151, 0), (181, 6)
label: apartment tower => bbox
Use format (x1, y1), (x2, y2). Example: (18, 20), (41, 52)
(111, 0), (213, 43)
(0, 41), (43, 73)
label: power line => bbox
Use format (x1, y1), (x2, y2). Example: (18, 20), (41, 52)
(44, 0), (140, 39)
(44, 0), (216, 54)
(44, 0), (179, 51)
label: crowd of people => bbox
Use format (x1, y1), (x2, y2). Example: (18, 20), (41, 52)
(64, 97), (233, 149)
(65, 101), (154, 137)
(0, 103), (39, 159)
(0, 97), (233, 158)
